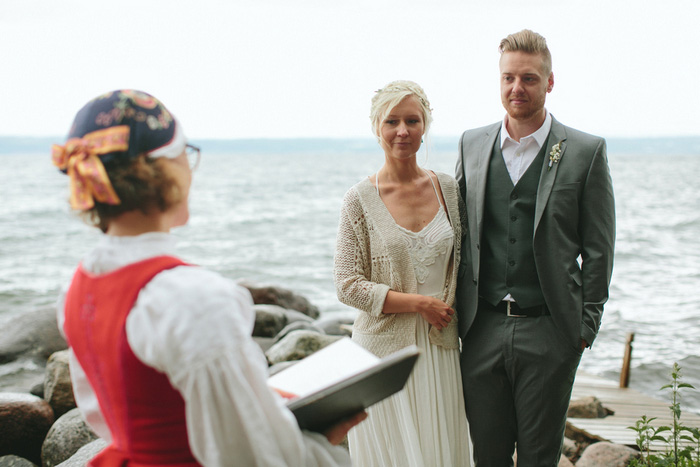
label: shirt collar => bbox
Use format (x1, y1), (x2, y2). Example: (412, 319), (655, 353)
(500, 109), (552, 150)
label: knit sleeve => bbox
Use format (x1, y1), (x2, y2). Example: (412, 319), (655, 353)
(333, 188), (390, 318)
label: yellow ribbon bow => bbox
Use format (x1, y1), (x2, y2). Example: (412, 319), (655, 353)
(52, 126), (130, 210)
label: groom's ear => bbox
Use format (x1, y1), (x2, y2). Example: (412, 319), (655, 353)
(546, 73), (554, 93)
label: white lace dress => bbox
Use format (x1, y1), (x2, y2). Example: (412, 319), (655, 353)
(347, 176), (472, 467)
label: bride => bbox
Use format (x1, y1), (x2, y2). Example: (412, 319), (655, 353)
(334, 80), (472, 466)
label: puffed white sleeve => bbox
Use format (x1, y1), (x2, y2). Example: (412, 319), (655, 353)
(126, 266), (350, 467)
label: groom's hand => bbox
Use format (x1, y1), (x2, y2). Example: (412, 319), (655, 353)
(580, 339), (588, 351)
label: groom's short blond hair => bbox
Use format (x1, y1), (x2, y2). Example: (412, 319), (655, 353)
(499, 29), (552, 76)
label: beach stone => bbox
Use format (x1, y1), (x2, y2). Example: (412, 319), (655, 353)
(55, 439), (107, 467)
(240, 282), (320, 319)
(575, 441), (640, 466)
(253, 305), (288, 337)
(567, 396), (614, 418)
(0, 306), (67, 364)
(274, 321), (325, 343)
(0, 456), (38, 467)
(0, 393), (54, 464)
(43, 350), (76, 418)
(561, 436), (578, 459)
(283, 309), (315, 324)
(41, 408), (99, 467)
(312, 311), (357, 336)
(265, 330), (341, 365)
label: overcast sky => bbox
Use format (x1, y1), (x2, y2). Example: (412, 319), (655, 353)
(1, 0), (697, 140)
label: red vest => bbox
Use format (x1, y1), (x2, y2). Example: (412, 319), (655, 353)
(63, 256), (202, 467)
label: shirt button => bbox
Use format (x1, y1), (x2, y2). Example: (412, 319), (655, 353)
(511, 216), (517, 222)
(509, 260), (515, 266)
(510, 238), (516, 244)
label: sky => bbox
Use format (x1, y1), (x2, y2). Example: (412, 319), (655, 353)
(1, 0), (698, 140)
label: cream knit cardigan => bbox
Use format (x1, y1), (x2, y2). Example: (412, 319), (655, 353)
(334, 172), (464, 357)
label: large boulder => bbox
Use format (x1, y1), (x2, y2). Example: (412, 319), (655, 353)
(312, 311), (357, 337)
(265, 330), (341, 365)
(0, 393), (54, 464)
(0, 456), (38, 466)
(575, 441), (640, 466)
(274, 321), (326, 343)
(240, 282), (320, 319)
(55, 439), (107, 467)
(43, 350), (76, 419)
(252, 305), (288, 337)
(567, 396), (614, 418)
(0, 307), (67, 365)
(41, 408), (99, 467)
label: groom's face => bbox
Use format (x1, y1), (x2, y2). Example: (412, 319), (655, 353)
(499, 51), (554, 122)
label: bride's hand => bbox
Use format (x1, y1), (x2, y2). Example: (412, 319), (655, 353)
(415, 296), (454, 330)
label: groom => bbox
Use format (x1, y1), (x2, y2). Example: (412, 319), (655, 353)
(455, 29), (615, 466)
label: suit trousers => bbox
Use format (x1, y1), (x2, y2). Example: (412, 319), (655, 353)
(460, 307), (582, 467)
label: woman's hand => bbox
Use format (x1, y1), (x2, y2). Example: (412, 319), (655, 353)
(414, 295), (454, 330)
(323, 411), (368, 445)
(383, 291), (455, 329)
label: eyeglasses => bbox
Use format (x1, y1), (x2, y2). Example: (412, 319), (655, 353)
(186, 144), (201, 171)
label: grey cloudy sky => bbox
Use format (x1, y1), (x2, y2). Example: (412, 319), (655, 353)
(1, 0), (697, 140)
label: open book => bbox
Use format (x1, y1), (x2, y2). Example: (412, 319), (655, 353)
(268, 337), (420, 432)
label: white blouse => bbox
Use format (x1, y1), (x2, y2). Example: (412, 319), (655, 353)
(56, 232), (349, 467)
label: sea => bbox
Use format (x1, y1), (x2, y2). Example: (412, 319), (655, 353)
(1, 135), (700, 414)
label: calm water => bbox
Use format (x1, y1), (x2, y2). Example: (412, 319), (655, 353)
(1, 144), (699, 412)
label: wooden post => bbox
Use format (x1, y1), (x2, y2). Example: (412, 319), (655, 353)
(619, 332), (634, 388)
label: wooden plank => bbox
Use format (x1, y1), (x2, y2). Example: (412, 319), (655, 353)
(570, 370), (700, 452)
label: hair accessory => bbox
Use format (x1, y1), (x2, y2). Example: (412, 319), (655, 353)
(52, 90), (187, 210)
(52, 126), (129, 209)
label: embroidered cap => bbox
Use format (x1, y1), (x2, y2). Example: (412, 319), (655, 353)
(52, 90), (186, 210)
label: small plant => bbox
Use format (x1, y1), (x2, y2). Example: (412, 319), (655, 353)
(627, 363), (699, 466)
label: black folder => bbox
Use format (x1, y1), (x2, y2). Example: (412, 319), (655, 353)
(285, 345), (420, 432)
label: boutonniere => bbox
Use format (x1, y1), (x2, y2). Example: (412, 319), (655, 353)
(548, 140), (564, 170)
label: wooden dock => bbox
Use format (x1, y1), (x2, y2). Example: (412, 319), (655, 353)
(570, 370), (700, 451)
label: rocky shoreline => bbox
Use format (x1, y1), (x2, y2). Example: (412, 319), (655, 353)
(0, 283), (640, 466)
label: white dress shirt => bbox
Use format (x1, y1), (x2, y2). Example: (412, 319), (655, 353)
(57, 232), (349, 467)
(500, 110), (552, 185)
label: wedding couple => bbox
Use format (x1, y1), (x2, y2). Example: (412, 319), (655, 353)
(54, 29), (614, 467)
(334, 29), (616, 466)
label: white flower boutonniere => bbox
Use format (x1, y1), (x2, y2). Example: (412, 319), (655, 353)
(548, 141), (564, 170)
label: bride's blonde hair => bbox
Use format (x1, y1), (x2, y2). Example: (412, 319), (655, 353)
(370, 80), (433, 139)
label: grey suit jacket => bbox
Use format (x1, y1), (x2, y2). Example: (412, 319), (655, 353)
(455, 116), (615, 351)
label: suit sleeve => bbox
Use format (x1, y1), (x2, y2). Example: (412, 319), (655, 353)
(579, 139), (615, 347)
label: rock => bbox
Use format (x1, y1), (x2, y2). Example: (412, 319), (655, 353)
(55, 439), (107, 467)
(253, 305), (288, 337)
(41, 408), (99, 467)
(0, 307), (67, 365)
(312, 311), (357, 336)
(43, 350), (76, 418)
(252, 336), (276, 352)
(265, 330), (342, 365)
(561, 436), (578, 459)
(274, 321), (325, 343)
(575, 441), (640, 466)
(0, 393), (54, 464)
(240, 282), (320, 319)
(565, 421), (606, 447)
(567, 396), (614, 418)
(0, 456), (38, 467)
(284, 309), (315, 324)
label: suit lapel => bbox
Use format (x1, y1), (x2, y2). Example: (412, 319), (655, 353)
(534, 117), (568, 230)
